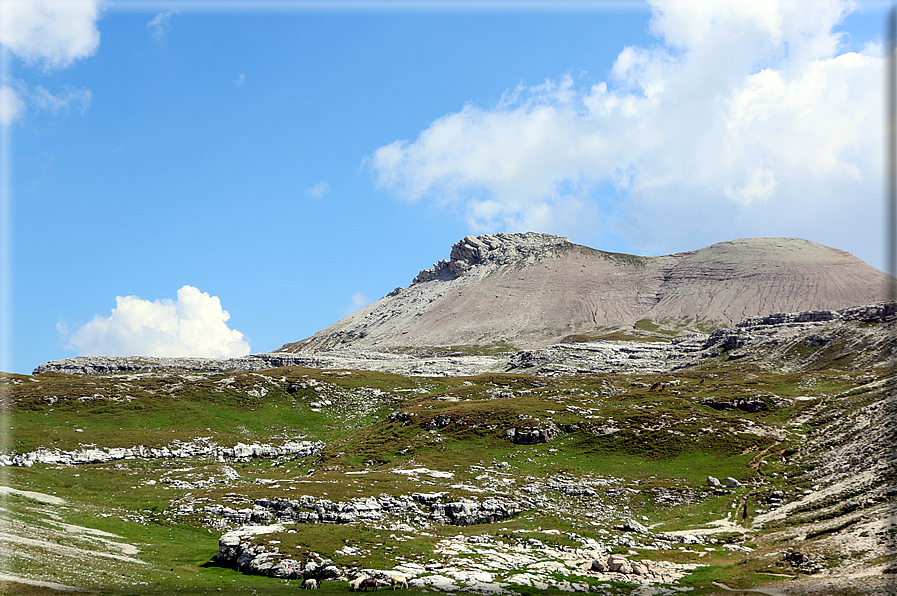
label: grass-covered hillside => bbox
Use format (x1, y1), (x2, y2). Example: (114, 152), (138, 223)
(0, 355), (893, 595)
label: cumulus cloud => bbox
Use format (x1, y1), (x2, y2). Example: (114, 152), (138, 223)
(64, 286), (251, 358)
(370, 0), (882, 264)
(147, 10), (179, 42)
(0, 87), (25, 125)
(0, 0), (102, 70)
(307, 181), (331, 199)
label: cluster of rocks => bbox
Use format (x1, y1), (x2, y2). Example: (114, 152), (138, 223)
(505, 423), (558, 445)
(0, 439), (323, 467)
(650, 486), (707, 507)
(590, 553), (667, 579)
(216, 524), (339, 580)
(545, 479), (598, 497)
(707, 476), (744, 488)
(700, 396), (768, 413)
(412, 233), (571, 284)
(192, 493), (529, 530)
(782, 548), (825, 573)
(504, 350), (551, 371)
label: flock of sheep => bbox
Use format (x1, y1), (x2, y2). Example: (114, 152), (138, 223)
(301, 574), (409, 591)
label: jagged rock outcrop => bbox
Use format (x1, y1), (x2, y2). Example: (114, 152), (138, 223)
(279, 234), (892, 353)
(412, 232), (571, 283)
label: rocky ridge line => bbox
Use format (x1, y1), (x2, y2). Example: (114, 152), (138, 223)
(32, 353), (323, 376)
(0, 439), (324, 467)
(194, 493), (529, 530)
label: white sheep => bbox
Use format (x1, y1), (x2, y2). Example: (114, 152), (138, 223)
(348, 576), (367, 591)
(302, 578), (318, 589)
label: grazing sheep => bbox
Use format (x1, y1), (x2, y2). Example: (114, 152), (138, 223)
(389, 574), (408, 590)
(348, 576), (368, 591)
(302, 578), (318, 590)
(359, 577), (379, 591)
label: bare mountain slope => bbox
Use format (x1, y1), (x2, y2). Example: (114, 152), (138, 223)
(279, 233), (891, 353)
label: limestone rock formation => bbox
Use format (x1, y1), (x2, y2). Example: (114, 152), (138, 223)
(505, 423), (558, 445)
(279, 233), (891, 353)
(201, 493), (529, 530)
(0, 439), (324, 467)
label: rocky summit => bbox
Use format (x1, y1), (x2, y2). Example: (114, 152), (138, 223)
(279, 233), (891, 354)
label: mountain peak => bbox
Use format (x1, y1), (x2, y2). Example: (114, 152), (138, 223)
(280, 235), (891, 354)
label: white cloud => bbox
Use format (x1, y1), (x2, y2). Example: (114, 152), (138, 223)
(343, 293), (370, 316)
(370, 0), (883, 266)
(235, 73), (246, 87)
(64, 286), (251, 359)
(307, 181), (331, 199)
(28, 83), (93, 115)
(1, 80), (93, 123)
(147, 10), (179, 41)
(0, 86), (25, 125)
(0, 0), (98, 122)
(0, 0), (102, 70)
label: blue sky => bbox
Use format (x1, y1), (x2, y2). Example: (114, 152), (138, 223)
(0, 0), (891, 374)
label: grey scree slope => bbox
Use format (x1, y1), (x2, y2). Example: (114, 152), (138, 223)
(279, 233), (891, 353)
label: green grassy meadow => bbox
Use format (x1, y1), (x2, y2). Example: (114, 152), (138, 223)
(0, 361), (890, 595)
